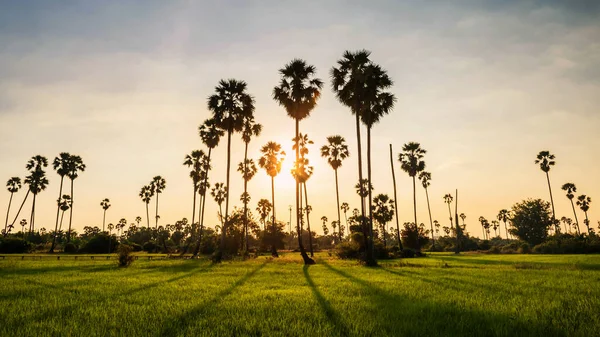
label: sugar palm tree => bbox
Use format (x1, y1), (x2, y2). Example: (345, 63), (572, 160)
(100, 198), (111, 231)
(9, 156), (48, 232)
(4, 177), (21, 236)
(20, 219), (27, 237)
(389, 144), (403, 250)
(535, 151), (557, 231)
(293, 133), (316, 257)
(320, 215), (329, 235)
(151, 176), (166, 229)
(321, 135), (349, 243)
(209, 79), (255, 260)
(184, 150), (204, 230)
(139, 185), (154, 228)
(256, 198), (272, 231)
(341, 202), (349, 229)
(576, 195), (591, 234)
(399, 142), (426, 250)
(135, 216), (142, 227)
(497, 209), (510, 239)
(57, 195), (71, 231)
(561, 183), (580, 234)
(372, 194), (394, 247)
(443, 194), (454, 230)
(491, 220), (499, 237)
(198, 118), (224, 244)
(240, 117), (262, 251)
(258, 141), (286, 257)
(66, 155), (85, 242)
(273, 59), (322, 265)
(211, 183), (227, 226)
(418, 171), (435, 247)
(478, 216), (487, 239)
(51, 152), (70, 245)
(460, 213), (466, 227)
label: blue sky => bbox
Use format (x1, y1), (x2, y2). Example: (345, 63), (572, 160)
(1, 1), (599, 236)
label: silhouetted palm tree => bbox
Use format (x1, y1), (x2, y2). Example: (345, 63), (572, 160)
(184, 150), (204, 230)
(240, 117), (262, 252)
(443, 194), (454, 230)
(9, 156), (48, 232)
(561, 183), (580, 234)
(256, 198), (272, 231)
(4, 177), (21, 236)
(66, 155), (85, 242)
(209, 79), (255, 260)
(576, 195), (591, 234)
(211, 183), (227, 226)
(198, 118), (224, 245)
(491, 220), (499, 237)
(100, 198), (111, 231)
(258, 141), (285, 257)
(293, 133), (316, 257)
(535, 151), (557, 231)
(57, 195), (71, 233)
(19, 219), (27, 237)
(341, 202), (349, 230)
(135, 216), (142, 227)
(321, 215), (329, 236)
(419, 171), (435, 247)
(389, 144), (403, 250)
(497, 209), (510, 239)
(373, 194), (394, 247)
(478, 216), (487, 239)
(273, 59), (322, 265)
(321, 135), (349, 243)
(399, 142), (426, 250)
(51, 152), (70, 248)
(151, 176), (166, 229)
(460, 213), (466, 227)
(139, 185), (154, 228)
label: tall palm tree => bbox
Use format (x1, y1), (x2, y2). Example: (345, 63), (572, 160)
(293, 133), (316, 257)
(274, 59), (322, 265)
(561, 183), (580, 234)
(321, 135), (349, 243)
(208, 79), (255, 260)
(256, 198), (272, 231)
(372, 194), (394, 247)
(491, 220), (499, 237)
(211, 183), (227, 226)
(497, 209), (510, 239)
(184, 150), (204, 230)
(535, 151), (557, 231)
(100, 198), (111, 231)
(399, 142), (426, 250)
(9, 156), (48, 232)
(66, 155), (85, 242)
(341, 202), (349, 230)
(443, 194), (454, 230)
(576, 195), (591, 234)
(478, 216), (487, 239)
(51, 152), (70, 247)
(4, 177), (21, 236)
(139, 185), (154, 228)
(258, 141), (285, 257)
(418, 171), (435, 247)
(151, 176), (166, 229)
(198, 118), (224, 245)
(389, 144), (403, 250)
(240, 117), (262, 252)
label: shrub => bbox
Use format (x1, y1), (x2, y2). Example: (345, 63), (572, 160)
(335, 241), (361, 259)
(487, 246), (501, 254)
(0, 237), (32, 253)
(63, 242), (78, 253)
(117, 244), (135, 267)
(143, 241), (158, 253)
(401, 248), (416, 258)
(518, 242), (531, 254)
(130, 243), (143, 252)
(79, 234), (119, 254)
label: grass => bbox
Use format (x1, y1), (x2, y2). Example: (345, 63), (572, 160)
(1, 253), (599, 336)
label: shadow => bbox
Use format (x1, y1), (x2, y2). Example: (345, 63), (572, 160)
(158, 261), (268, 337)
(303, 265), (350, 336)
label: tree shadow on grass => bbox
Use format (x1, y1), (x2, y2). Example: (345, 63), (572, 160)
(158, 260), (269, 337)
(321, 261), (566, 337)
(303, 265), (351, 336)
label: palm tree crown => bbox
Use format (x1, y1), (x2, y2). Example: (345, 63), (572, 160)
(273, 59), (323, 121)
(561, 183), (577, 199)
(419, 171), (431, 189)
(199, 118), (225, 149)
(100, 198), (111, 211)
(576, 195), (591, 212)
(6, 177), (21, 193)
(535, 151), (555, 173)
(320, 135), (349, 170)
(258, 142), (285, 178)
(399, 142), (426, 177)
(208, 79), (255, 133)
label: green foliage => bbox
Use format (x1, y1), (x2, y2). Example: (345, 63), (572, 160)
(335, 241), (362, 259)
(142, 241), (159, 253)
(0, 237), (32, 253)
(510, 199), (553, 246)
(401, 223), (429, 250)
(79, 233), (118, 254)
(532, 234), (600, 254)
(63, 242), (78, 254)
(117, 244), (135, 267)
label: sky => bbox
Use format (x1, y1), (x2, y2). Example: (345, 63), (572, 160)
(1, 0), (599, 238)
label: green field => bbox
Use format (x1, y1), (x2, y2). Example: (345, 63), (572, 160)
(1, 253), (599, 337)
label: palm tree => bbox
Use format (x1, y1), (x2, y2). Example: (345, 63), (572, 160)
(418, 171), (435, 247)
(240, 117), (262, 252)
(151, 176), (166, 229)
(443, 194), (454, 230)
(256, 199), (272, 231)
(389, 144), (403, 250)
(491, 220), (499, 237)
(211, 183), (227, 226)
(274, 59), (322, 265)
(399, 142), (426, 250)
(139, 185), (154, 228)
(341, 202), (349, 230)
(4, 177), (21, 236)
(321, 135), (349, 243)
(561, 183), (580, 234)
(57, 195), (71, 232)
(497, 209), (510, 239)
(135, 216), (142, 227)
(293, 133), (316, 257)
(320, 215), (329, 235)
(198, 118), (224, 247)
(478, 216), (488, 239)
(19, 219), (27, 236)
(100, 198), (111, 231)
(66, 155), (85, 242)
(51, 152), (70, 247)
(208, 79), (255, 260)
(9, 156), (48, 233)
(258, 141), (286, 257)
(535, 151), (557, 231)
(184, 150), (204, 231)
(576, 195), (592, 234)
(372, 194), (394, 247)
(460, 213), (466, 227)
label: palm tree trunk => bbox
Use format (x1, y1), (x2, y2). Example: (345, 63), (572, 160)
(482, 225), (485, 239)
(585, 212), (590, 234)
(412, 176), (419, 251)
(570, 199), (581, 235)
(191, 185), (199, 256)
(243, 142), (249, 252)
(67, 179), (74, 242)
(454, 189), (460, 254)
(354, 112), (369, 260)
(4, 192), (14, 236)
(146, 202), (150, 228)
(155, 192), (159, 229)
(10, 190), (30, 229)
(334, 168), (342, 243)
(366, 127), (375, 264)
(504, 221), (508, 239)
(295, 120), (313, 265)
(303, 182), (314, 257)
(197, 147), (212, 254)
(425, 187), (435, 248)
(30, 194), (37, 237)
(271, 176), (278, 257)
(103, 210), (106, 232)
(389, 144), (403, 250)
(545, 172), (557, 231)
(59, 211), (65, 231)
(447, 203), (453, 230)
(218, 131), (233, 260)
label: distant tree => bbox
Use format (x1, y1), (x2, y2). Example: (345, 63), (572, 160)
(20, 219), (27, 236)
(258, 141), (285, 256)
(341, 202), (350, 229)
(150, 176), (166, 229)
(292, 134), (316, 257)
(399, 142), (426, 250)
(509, 199), (553, 245)
(256, 199), (272, 231)
(535, 151), (557, 231)
(491, 220), (499, 237)
(497, 209), (510, 239)
(211, 183), (227, 226)
(418, 171), (435, 247)
(478, 216), (488, 239)
(401, 222), (429, 250)
(321, 135), (349, 243)
(443, 194), (454, 231)
(372, 194), (394, 247)
(561, 183), (580, 234)
(321, 216), (329, 236)
(26, 156), (49, 236)
(576, 195), (592, 234)
(100, 198), (111, 232)
(239, 118), (262, 252)
(139, 185), (154, 228)
(184, 150), (203, 231)
(66, 155), (85, 242)
(4, 177), (21, 236)
(51, 153), (70, 247)
(135, 216), (142, 227)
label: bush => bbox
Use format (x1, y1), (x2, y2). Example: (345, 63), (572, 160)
(117, 244), (135, 267)
(335, 241), (361, 259)
(130, 243), (143, 252)
(487, 246), (501, 254)
(143, 241), (158, 253)
(79, 234), (119, 254)
(63, 242), (78, 253)
(401, 248), (416, 258)
(0, 237), (32, 253)
(518, 243), (531, 254)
